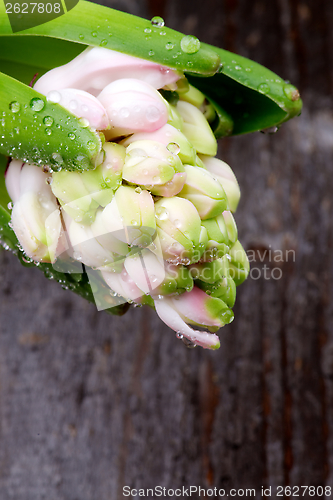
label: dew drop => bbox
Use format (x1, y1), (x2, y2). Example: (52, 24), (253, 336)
(180, 35), (200, 54)
(68, 132), (76, 140)
(235, 65), (242, 70)
(79, 34), (84, 40)
(165, 42), (175, 51)
(283, 83), (300, 101)
(151, 16), (164, 27)
(144, 28), (152, 33)
(30, 97), (45, 112)
(69, 100), (78, 111)
(176, 332), (183, 339)
(51, 152), (64, 165)
(257, 82), (270, 94)
(78, 117), (90, 128)
(87, 141), (96, 151)
(119, 107), (130, 118)
(159, 31), (166, 36)
(146, 106), (160, 122)
(43, 116), (53, 126)
(182, 337), (197, 348)
(100, 39), (108, 46)
(9, 101), (20, 113)
(7, 201), (13, 210)
(260, 126), (279, 134)
(148, 50), (155, 56)
(155, 206), (169, 220)
(91, 31), (98, 37)
(47, 91), (61, 103)
(45, 128), (52, 135)
(167, 142), (180, 155)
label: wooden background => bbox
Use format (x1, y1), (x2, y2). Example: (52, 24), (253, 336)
(0, 0), (332, 498)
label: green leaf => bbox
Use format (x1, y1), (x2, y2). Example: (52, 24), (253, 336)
(187, 45), (302, 135)
(0, 71), (102, 170)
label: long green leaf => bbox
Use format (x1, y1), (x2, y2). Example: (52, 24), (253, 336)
(0, 72), (102, 170)
(0, 0), (302, 136)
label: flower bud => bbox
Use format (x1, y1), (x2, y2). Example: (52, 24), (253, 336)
(178, 165), (228, 219)
(179, 84), (205, 108)
(64, 215), (117, 269)
(34, 47), (181, 96)
(154, 197), (203, 264)
(10, 164), (64, 262)
(98, 79), (169, 138)
(51, 143), (125, 224)
(195, 256), (236, 308)
(176, 101), (217, 156)
(123, 140), (185, 196)
(102, 186), (156, 247)
(121, 123), (197, 166)
(200, 155), (241, 212)
(154, 286), (234, 349)
(228, 240), (250, 285)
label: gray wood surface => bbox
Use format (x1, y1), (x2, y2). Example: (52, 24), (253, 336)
(1, 0), (332, 498)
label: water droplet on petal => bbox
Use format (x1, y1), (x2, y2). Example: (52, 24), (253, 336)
(151, 16), (164, 27)
(7, 202), (13, 210)
(182, 337), (197, 348)
(146, 106), (160, 122)
(47, 91), (61, 103)
(155, 207), (169, 220)
(180, 35), (201, 54)
(167, 142), (180, 154)
(119, 108), (130, 118)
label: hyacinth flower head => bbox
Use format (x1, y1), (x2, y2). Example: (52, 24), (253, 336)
(0, 2), (302, 349)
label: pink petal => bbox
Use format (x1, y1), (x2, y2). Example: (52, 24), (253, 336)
(5, 160), (23, 203)
(46, 88), (109, 130)
(154, 297), (220, 350)
(150, 172), (187, 197)
(34, 47), (180, 96)
(171, 287), (224, 327)
(98, 79), (168, 136)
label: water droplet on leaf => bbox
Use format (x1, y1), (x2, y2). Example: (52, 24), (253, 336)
(30, 98), (45, 112)
(9, 101), (20, 113)
(257, 83), (270, 94)
(151, 16), (164, 27)
(180, 35), (200, 54)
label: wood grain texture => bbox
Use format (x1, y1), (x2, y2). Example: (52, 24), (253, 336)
(0, 0), (332, 498)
